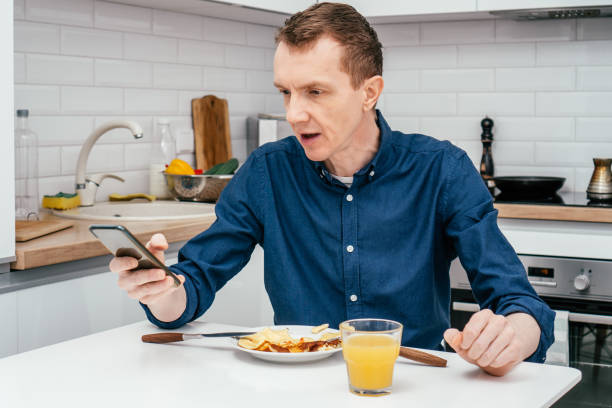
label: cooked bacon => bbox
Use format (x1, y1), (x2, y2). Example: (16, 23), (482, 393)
(267, 343), (290, 353)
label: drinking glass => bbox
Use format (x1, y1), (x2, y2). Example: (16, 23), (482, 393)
(339, 318), (403, 396)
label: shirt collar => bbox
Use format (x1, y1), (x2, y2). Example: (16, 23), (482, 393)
(312, 109), (392, 181)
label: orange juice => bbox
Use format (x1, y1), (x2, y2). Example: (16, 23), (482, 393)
(342, 334), (400, 391)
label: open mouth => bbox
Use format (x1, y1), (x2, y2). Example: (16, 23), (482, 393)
(299, 133), (321, 144)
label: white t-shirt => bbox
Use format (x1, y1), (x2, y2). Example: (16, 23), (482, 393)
(330, 173), (354, 187)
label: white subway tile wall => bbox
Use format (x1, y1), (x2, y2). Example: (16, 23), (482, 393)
(14, 0), (612, 200)
(377, 17), (612, 193)
(14, 0), (278, 202)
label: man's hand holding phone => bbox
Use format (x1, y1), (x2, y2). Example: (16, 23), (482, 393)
(109, 233), (187, 322)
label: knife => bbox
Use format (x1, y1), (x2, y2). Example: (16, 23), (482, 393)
(399, 346), (447, 367)
(141, 331), (257, 344)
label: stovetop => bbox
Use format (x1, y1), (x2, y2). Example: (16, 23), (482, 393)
(494, 191), (612, 208)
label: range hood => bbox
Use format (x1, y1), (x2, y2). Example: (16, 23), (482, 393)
(491, 6), (612, 20)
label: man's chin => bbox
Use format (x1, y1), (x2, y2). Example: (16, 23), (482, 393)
(298, 141), (328, 162)
(303, 150), (329, 163)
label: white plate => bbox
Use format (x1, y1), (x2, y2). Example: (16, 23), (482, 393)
(235, 325), (342, 363)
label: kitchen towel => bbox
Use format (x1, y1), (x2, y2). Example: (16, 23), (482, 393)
(545, 310), (570, 366)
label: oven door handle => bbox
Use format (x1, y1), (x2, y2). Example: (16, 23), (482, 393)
(568, 312), (612, 325)
(528, 280), (557, 288)
(453, 302), (612, 325)
(452, 302), (481, 313)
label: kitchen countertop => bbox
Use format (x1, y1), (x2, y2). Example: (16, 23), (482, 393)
(494, 202), (612, 223)
(10, 201), (612, 272)
(0, 240), (184, 295)
(11, 208), (216, 270)
(0, 320), (581, 407)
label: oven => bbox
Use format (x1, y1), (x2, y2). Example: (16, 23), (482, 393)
(450, 255), (612, 408)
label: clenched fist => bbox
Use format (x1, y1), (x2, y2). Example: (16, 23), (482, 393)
(444, 309), (541, 377)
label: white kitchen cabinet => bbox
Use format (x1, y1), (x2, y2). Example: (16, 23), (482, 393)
(0, 292), (18, 358)
(197, 245), (274, 327)
(9, 244), (270, 357)
(478, 0), (612, 11)
(0, 0), (15, 265)
(213, 0), (315, 15)
(344, 0), (477, 16)
(16, 271), (144, 353)
(108, 0), (295, 26)
(112, 0), (480, 24)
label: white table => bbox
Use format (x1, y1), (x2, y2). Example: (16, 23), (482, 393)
(0, 321), (581, 408)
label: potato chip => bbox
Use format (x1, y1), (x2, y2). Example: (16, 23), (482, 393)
(238, 326), (341, 353)
(311, 323), (329, 334)
(238, 332), (266, 350)
(319, 331), (340, 341)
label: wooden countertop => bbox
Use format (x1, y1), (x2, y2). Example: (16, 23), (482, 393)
(11, 211), (215, 270)
(12, 202), (612, 271)
(494, 202), (612, 223)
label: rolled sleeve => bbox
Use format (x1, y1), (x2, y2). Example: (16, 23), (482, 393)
(497, 303), (555, 363)
(443, 149), (555, 363)
(140, 268), (198, 329)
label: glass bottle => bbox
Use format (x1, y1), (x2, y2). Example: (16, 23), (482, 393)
(159, 118), (176, 162)
(15, 109), (39, 220)
(149, 118), (175, 199)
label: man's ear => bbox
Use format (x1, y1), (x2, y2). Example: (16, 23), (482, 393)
(362, 75), (384, 111)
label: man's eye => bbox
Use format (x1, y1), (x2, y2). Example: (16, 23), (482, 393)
(310, 90), (322, 95)
(280, 89), (290, 95)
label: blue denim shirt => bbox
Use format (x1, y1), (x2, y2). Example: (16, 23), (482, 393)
(143, 111), (554, 363)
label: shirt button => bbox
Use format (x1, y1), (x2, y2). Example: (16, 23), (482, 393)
(369, 170), (375, 177)
(346, 194), (353, 202)
(346, 245), (354, 253)
(350, 294), (358, 302)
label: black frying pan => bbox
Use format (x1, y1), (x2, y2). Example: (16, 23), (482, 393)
(493, 176), (566, 198)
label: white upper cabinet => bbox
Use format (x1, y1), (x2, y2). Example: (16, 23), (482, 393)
(90, 0), (612, 23)
(214, 0), (316, 15)
(115, 0), (479, 22)
(478, 0), (612, 11)
(344, 0), (477, 16)
(108, 0), (316, 26)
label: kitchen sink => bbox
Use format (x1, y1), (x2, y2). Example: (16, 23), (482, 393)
(53, 201), (216, 221)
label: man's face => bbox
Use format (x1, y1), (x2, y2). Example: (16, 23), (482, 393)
(273, 36), (367, 163)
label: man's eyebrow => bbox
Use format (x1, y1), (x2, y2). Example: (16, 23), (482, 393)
(273, 81), (327, 89)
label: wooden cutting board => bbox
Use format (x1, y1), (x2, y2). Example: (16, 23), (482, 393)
(15, 219), (74, 242)
(191, 95), (232, 171)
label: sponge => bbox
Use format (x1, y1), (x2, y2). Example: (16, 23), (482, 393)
(108, 193), (156, 202)
(42, 192), (81, 210)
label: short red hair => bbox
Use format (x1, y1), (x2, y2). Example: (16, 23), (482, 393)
(275, 2), (383, 89)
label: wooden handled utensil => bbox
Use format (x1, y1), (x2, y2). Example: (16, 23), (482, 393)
(399, 346), (447, 367)
(142, 331), (256, 343)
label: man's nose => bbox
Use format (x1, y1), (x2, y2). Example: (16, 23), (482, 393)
(285, 95), (309, 125)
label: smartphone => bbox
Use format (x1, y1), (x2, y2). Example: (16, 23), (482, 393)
(89, 224), (181, 287)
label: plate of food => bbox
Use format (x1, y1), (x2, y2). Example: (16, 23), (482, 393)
(236, 324), (342, 363)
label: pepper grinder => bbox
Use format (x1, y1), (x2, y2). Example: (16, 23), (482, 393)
(480, 117), (495, 195)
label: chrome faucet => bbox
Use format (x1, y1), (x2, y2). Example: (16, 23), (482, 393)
(75, 120), (143, 207)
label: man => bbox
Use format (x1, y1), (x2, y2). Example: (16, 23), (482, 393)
(110, 3), (554, 377)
